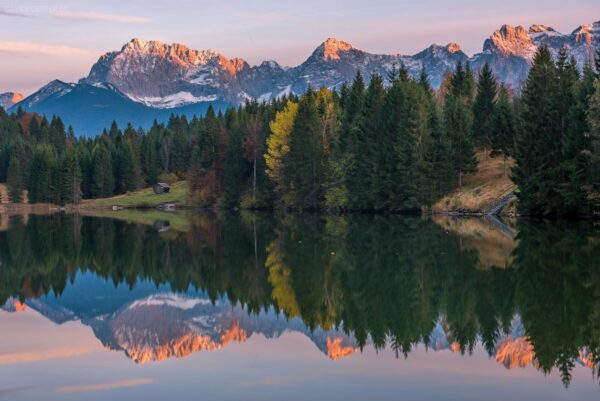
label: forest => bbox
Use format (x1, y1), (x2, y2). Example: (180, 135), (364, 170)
(1, 46), (599, 216)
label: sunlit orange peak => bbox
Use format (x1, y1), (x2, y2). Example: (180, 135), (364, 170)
(322, 38), (354, 60)
(326, 336), (358, 361)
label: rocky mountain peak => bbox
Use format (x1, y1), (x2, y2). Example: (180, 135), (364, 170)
(483, 24), (536, 59)
(571, 21), (600, 44)
(446, 42), (462, 53)
(318, 37), (355, 60)
(529, 24), (556, 34)
(0, 92), (24, 109)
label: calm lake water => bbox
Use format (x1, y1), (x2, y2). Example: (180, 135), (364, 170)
(0, 212), (598, 400)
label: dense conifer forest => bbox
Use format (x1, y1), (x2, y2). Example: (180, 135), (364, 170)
(1, 46), (599, 216)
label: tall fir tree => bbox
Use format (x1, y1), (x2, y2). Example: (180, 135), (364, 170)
(491, 85), (516, 174)
(6, 156), (23, 203)
(445, 63), (478, 187)
(587, 78), (600, 212)
(286, 89), (324, 209)
(59, 151), (81, 204)
(472, 63), (497, 149)
(353, 74), (385, 209)
(91, 142), (115, 198)
(512, 46), (562, 216)
(28, 144), (57, 203)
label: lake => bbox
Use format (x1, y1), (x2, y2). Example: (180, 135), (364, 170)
(0, 212), (598, 400)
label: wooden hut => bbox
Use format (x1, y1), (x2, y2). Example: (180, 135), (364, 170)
(153, 182), (171, 194)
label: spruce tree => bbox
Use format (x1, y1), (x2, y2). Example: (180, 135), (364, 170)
(354, 74), (385, 209)
(91, 143), (114, 198)
(28, 144), (57, 203)
(491, 85), (515, 174)
(587, 78), (600, 212)
(472, 63), (497, 149)
(7, 156), (23, 203)
(557, 54), (592, 215)
(395, 81), (434, 209)
(512, 46), (561, 216)
(445, 63), (478, 187)
(286, 89), (324, 209)
(59, 151), (81, 204)
(336, 73), (365, 208)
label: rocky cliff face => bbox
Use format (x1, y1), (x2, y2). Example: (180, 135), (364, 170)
(11, 20), (600, 135)
(78, 21), (598, 109)
(0, 92), (24, 109)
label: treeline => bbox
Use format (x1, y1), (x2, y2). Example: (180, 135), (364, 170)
(1, 213), (599, 384)
(513, 47), (600, 216)
(1, 45), (599, 215)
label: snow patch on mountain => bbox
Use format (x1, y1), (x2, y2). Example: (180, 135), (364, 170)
(129, 91), (219, 108)
(128, 294), (214, 310)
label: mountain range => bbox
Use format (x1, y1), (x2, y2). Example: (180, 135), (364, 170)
(3, 273), (596, 371)
(3, 21), (599, 136)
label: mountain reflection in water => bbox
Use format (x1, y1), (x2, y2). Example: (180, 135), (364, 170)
(0, 213), (599, 388)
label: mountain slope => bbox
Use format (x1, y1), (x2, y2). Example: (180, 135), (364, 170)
(12, 80), (229, 136)
(12, 20), (600, 136)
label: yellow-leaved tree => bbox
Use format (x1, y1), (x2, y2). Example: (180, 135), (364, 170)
(265, 100), (298, 206)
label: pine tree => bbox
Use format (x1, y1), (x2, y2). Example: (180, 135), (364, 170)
(353, 74), (385, 209)
(491, 85), (515, 174)
(335, 73), (365, 209)
(445, 65), (478, 188)
(91, 142), (114, 198)
(286, 90), (324, 209)
(428, 100), (454, 198)
(472, 63), (497, 149)
(556, 51), (591, 215)
(7, 156), (23, 203)
(59, 151), (81, 204)
(395, 81), (434, 209)
(419, 64), (432, 94)
(222, 109), (243, 207)
(28, 144), (57, 203)
(114, 140), (137, 194)
(587, 78), (600, 212)
(512, 46), (561, 216)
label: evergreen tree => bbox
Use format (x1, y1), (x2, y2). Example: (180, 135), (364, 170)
(444, 75), (477, 187)
(28, 144), (57, 203)
(352, 74), (385, 209)
(427, 97), (454, 198)
(512, 46), (561, 216)
(395, 81), (434, 209)
(557, 54), (592, 215)
(91, 143), (114, 198)
(114, 140), (137, 194)
(472, 63), (497, 149)
(286, 90), (324, 209)
(6, 156), (23, 203)
(59, 151), (81, 204)
(587, 78), (600, 212)
(222, 109), (244, 207)
(491, 85), (515, 174)
(335, 73), (365, 208)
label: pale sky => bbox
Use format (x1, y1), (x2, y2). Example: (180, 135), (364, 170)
(0, 0), (598, 95)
